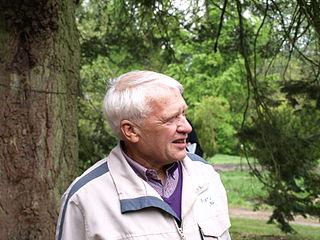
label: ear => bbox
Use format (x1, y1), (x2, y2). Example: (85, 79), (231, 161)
(120, 120), (140, 143)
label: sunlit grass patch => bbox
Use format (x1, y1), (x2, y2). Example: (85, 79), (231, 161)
(208, 153), (254, 164)
(219, 170), (269, 209)
(230, 218), (320, 240)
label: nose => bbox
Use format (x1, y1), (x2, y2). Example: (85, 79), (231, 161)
(177, 116), (192, 134)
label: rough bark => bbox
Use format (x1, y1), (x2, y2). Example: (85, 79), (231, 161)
(0, 0), (79, 239)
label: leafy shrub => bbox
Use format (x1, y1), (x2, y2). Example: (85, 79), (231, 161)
(189, 96), (237, 157)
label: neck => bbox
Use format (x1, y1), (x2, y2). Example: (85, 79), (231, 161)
(156, 168), (166, 184)
(122, 141), (165, 173)
(122, 141), (167, 184)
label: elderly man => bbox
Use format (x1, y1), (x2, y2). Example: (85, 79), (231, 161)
(56, 70), (231, 239)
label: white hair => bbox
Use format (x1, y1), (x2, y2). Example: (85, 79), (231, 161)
(102, 70), (184, 139)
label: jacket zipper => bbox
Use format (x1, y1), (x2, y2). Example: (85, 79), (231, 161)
(177, 226), (186, 240)
(174, 220), (186, 240)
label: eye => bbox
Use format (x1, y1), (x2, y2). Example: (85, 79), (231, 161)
(171, 113), (184, 123)
(162, 108), (188, 124)
(167, 115), (178, 123)
(162, 114), (178, 124)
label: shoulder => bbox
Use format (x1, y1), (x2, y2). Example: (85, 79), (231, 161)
(184, 153), (221, 178)
(65, 144), (124, 200)
(64, 158), (110, 202)
(186, 152), (208, 164)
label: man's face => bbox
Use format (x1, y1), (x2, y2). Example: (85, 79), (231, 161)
(133, 87), (192, 170)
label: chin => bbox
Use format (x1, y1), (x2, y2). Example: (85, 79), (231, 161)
(174, 151), (187, 161)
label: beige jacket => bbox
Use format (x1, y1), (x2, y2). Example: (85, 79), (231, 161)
(56, 144), (231, 240)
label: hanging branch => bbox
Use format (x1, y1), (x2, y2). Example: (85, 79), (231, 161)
(253, 0), (269, 81)
(297, 0), (320, 37)
(271, 0), (319, 67)
(236, 0), (273, 187)
(235, 0), (254, 90)
(235, 0), (270, 115)
(214, 0), (228, 52)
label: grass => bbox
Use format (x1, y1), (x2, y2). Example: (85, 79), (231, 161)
(208, 154), (269, 209)
(207, 153), (254, 164)
(230, 218), (320, 240)
(220, 170), (269, 209)
(207, 154), (320, 239)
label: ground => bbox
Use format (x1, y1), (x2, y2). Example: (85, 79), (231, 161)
(229, 207), (320, 227)
(213, 163), (320, 228)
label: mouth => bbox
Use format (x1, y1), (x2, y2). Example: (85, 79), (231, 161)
(172, 138), (187, 147)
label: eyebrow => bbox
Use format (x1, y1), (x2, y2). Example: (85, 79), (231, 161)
(163, 105), (188, 121)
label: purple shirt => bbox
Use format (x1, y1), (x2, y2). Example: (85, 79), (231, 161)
(162, 164), (183, 220)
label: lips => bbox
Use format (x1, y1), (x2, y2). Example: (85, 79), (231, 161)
(172, 138), (187, 146)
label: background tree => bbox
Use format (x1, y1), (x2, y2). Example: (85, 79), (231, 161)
(235, 0), (320, 232)
(0, 0), (79, 238)
(76, 0), (184, 168)
(76, 0), (319, 232)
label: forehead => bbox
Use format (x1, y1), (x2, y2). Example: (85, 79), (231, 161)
(147, 87), (187, 115)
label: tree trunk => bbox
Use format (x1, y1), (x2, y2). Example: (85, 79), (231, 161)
(0, 0), (79, 239)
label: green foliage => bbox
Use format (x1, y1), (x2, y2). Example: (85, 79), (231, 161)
(209, 154), (320, 239)
(78, 57), (118, 171)
(189, 96), (237, 157)
(76, 0), (320, 232)
(77, 0), (250, 161)
(238, 103), (320, 232)
(76, 0), (183, 168)
(165, 31), (248, 156)
(234, 0), (320, 232)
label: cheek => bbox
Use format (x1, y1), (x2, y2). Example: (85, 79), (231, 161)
(144, 125), (176, 144)
(157, 128), (176, 140)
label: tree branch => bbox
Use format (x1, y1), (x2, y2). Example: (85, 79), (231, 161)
(214, 0), (228, 52)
